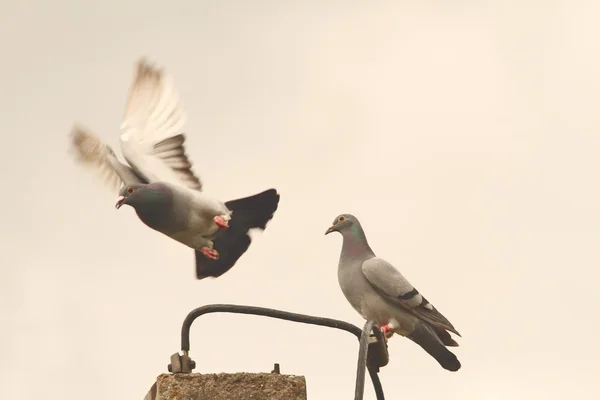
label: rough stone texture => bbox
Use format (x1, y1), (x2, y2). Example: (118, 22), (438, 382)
(150, 373), (307, 400)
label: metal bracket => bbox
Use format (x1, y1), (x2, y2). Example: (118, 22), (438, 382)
(367, 333), (390, 371)
(167, 303), (387, 400)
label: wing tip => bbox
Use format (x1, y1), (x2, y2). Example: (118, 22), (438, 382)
(68, 123), (124, 193)
(132, 57), (168, 87)
(69, 123), (102, 162)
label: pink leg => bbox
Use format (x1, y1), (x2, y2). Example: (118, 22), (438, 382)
(380, 324), (394, 339)
(200, 246), (219, 260)
(214, 215), (229, 229)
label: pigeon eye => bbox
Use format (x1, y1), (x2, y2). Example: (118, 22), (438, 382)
(338, 216), (345, 222)
(127, 187), (134, 194)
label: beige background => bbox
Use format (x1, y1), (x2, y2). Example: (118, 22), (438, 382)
(2, 1), (599, 399)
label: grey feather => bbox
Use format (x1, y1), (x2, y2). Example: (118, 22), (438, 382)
(362, 257), (461, 336)
(326, 213), (461, 371)
(407, 321), (461, 371)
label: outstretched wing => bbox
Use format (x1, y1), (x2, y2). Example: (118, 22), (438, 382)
(70, 124), (144, 192)
(361, 257), (461, 337)
(119, 58), (202, 191)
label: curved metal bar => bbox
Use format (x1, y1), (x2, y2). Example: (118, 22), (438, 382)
(180, 304), (386, 400)
(181, 304), (363, 350)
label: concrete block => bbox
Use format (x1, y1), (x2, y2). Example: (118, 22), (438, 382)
(145, 372), (307, 400)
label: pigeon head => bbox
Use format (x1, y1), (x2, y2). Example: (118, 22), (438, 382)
(325, 213), (359, 235)
(115, 183), (171, 211)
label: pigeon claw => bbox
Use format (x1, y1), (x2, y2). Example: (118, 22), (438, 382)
(200, 246), (219, 260)
(214, 215), (230, 229)
(380, 324), (394, 339)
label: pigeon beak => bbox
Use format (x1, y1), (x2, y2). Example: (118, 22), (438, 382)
(115, 196), (125, 209)
(325, 225), (335, 235)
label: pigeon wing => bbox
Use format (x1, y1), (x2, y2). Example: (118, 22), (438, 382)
(70, 124), (145, 191)
(361, 257), (461, 337)
(119, 58), (202, 191)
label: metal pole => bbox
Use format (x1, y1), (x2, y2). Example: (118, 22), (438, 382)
(355, 320), (375, 400)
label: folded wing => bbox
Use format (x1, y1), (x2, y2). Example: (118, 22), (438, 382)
(361, 257), (461, 337)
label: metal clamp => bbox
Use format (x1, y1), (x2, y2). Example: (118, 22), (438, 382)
(167, 351), (196, 373)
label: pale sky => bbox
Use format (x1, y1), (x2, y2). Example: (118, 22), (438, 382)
(2, 1), (600, 399)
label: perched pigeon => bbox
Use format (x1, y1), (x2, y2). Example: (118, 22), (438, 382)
(325, 214), (461, 371)
(70, 59), (280, 279)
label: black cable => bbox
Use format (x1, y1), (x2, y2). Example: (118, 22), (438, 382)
(368, 367), (385, 400)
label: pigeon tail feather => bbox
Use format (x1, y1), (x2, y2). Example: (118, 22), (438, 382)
(224, 188), (280, 230)
(434, 326), (460, 347)
(194, 189), (280, 280)
(408, 323), (461, 372)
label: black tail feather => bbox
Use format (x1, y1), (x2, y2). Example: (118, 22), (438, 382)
(434, 326), (460, 347)
(195, 189), (280, 279)
(408, 322), (461, 372)
(224, 188), (280, 230)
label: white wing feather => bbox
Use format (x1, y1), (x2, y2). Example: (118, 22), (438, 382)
(69, 124), (127, 193)
(119, 59), (202, 191)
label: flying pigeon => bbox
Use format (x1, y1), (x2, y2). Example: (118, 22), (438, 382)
(325, 214), (461, 371)
(69, 59), (280, 279)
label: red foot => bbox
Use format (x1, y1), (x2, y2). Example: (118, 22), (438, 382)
(200, 246), (219, 260)
(380, 324), (395, 339)
(214, 215), (229, 229)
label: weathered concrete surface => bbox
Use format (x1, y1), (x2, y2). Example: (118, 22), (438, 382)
(147, 373), (307, 400)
